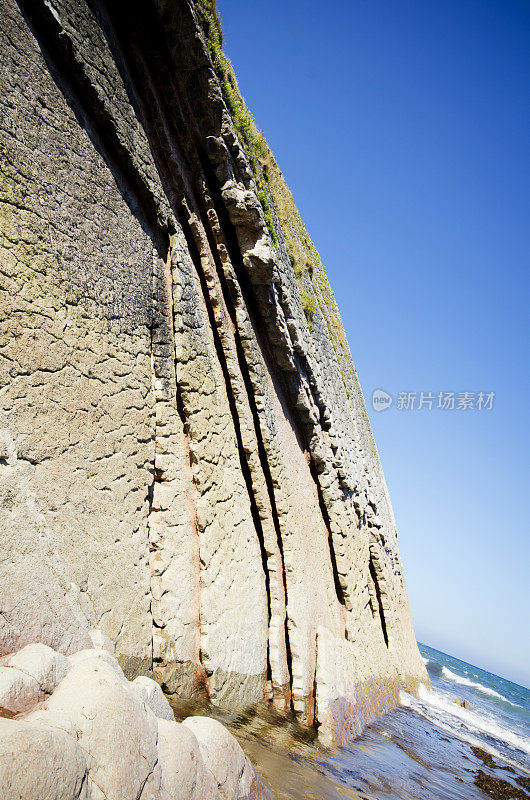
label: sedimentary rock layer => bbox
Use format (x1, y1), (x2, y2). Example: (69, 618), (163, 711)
(0, 0), (428, 743)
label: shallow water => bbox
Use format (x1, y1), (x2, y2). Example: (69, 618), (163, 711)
(170, 644), (530, 799)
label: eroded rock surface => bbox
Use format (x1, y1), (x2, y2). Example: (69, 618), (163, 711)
(0, 0), (428, 750)
(0, 641), (270, 800)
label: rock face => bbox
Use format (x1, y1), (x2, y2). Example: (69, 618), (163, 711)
(0, 0), (428, 746)
(0, 639), (270, 799)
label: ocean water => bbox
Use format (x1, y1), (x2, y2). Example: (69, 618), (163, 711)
(197, 643), (530, 799)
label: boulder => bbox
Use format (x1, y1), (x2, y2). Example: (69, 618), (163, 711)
(68, 647), (124, 677)
(157, 717), (220, 799)
(183, 716), (272, 800)
(44, 656), (160, 800)
(6, 642), (70, 694)
(130, 675), (174, 721)
(0, 716), (88, 799)
(0, 641), (270, 800)
(0, 666), (43, 714)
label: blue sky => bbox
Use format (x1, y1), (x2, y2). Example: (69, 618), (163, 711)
(218, 0), (530, 687)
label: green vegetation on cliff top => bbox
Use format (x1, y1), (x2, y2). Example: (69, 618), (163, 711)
(193, 0), (354, 360)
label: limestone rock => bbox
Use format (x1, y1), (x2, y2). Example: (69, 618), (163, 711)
(0, 0), (428, 752)
(44, 657), (160, 800)
(130, 675), (174, 721)
(315, 626), (401, 746)
(183, 716), (272, 800)
(68, 648), (124, 677)
(157, 718), (221, 799)
(0, 643), (271, 800)
(0, 717), (88, 800)
(6, 642), (70, 694)
(0, 667), (43, 715)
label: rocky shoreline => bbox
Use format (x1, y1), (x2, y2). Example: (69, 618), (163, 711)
(471, 746), (530, 800)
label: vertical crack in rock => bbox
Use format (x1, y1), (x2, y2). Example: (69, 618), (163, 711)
(195, 150), (351, 716)
(148, 311), (157, 674)
(258, 284), (359, 613)
(194, 158), (293, 709)
(368, 549), (389, 648)
(175, 205), (269, 705)
(176, 209), (266, 570)
(199, 157), (362, 632)
(306, 456), (346, 611)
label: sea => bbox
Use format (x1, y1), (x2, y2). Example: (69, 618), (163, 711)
(192, 643), (530, 799)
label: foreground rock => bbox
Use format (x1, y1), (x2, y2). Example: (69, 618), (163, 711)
(0, 640), (271, 800)
(183, 716), (269, 799)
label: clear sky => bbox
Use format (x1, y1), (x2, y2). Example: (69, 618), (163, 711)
(217, 0), (530, 687)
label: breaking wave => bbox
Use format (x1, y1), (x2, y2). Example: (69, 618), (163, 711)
(400, 685), (530, 765)
(441, 667), (523, 708)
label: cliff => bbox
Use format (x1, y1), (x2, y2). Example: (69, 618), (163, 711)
(0, 0), (428, 751)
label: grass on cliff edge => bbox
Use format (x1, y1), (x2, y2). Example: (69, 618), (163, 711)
(193, 0), (354, 362)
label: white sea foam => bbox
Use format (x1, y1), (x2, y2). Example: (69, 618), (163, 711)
(441, 667), (522, 708)
(421, 657), (429, 666)
(400, 685), (530, 761)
